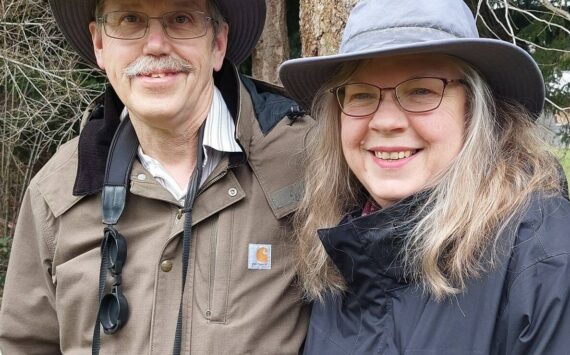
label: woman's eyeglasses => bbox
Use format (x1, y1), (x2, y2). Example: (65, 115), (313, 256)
(330, 77), (466, 117)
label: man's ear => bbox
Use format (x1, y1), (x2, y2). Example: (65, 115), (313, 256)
(89, 21), (106, 70)
(212, 22), (229, 72)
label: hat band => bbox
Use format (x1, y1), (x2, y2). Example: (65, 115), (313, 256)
(340, 27), (463, 55)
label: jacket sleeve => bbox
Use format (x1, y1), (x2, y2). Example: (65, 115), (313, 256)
(0, 182), (61, 354)
(503, 198), (570, 355)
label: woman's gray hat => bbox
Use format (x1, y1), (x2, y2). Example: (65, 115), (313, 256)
(48, 0), (266, 67)
(279, 0), (545, 117)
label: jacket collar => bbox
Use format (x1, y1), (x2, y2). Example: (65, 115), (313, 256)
(318, 193), (430, 301)
(73, 86), (123, 196)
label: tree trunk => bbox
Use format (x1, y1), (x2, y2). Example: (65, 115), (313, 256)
(251, 0), (289, 85)
(299, 0), (358, 57)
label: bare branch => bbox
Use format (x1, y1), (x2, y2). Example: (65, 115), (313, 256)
(507, 7), (570, 37)
(540, 0), (570, 21)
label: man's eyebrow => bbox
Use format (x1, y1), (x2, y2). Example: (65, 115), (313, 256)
(105, 2), (144, 11)
(172, 0), (204, 11)
(106, 1), (204, 12)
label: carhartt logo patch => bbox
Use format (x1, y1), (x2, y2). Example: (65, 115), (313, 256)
(248, 244), (271, 270)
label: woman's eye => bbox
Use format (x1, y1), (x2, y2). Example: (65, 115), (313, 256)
(410, 88), (435, 96)
(349, 92), (375, 101)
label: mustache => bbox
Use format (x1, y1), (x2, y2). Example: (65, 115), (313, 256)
(122, 56), (194, 77)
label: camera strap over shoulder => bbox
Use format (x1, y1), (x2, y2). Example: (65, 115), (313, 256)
(92, 117), (139, 355)
(101, 117), (139, 225)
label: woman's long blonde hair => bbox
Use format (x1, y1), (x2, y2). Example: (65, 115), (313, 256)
(293, 58), (563, 301)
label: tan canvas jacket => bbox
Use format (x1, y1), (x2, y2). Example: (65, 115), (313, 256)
(0, 69), (311, 354)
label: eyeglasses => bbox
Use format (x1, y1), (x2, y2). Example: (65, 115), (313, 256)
(97, 10), (216, 40)
(330, 77), (466, 117)
(98, 227), (129, 334)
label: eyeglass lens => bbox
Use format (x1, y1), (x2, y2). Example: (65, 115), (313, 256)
(102, 11), (210, 39)
(336, 78), (447, 116)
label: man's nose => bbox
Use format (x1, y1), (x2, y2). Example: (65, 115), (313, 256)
(142, 18), (171, 55)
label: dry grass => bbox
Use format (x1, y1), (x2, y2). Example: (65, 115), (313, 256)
(1, 0), (105, 238)
(1, 0), (105, 297)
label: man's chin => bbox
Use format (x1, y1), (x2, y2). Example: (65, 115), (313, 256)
(127, 101), (180, 123)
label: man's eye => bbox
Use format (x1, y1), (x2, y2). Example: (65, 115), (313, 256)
(119, 13), (144, 24)
(171, 12), (196, 25)
(175, 15), (190, 24)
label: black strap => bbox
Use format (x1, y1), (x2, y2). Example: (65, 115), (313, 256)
(172, 125), (206, 355)
(102, 118), (139, 225)
(92, 117), (139, 355)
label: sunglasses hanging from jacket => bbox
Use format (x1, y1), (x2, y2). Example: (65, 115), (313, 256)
(91, 114), (205, 355)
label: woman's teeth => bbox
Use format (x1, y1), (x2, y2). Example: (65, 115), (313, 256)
(374, 150), (414, 160)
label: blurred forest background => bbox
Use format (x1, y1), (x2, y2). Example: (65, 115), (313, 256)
(1, 0), (569, 299)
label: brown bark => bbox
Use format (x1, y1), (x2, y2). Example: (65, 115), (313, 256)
(299, 0), (358, 57)
(251, 0), (289, 85)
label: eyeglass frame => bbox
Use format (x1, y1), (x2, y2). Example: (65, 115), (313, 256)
(330, 77), (467, 117)
(96, 10), (217, 40)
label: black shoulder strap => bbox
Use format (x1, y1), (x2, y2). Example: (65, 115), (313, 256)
(101, 117), (139, 225)
(93, 117), (138, 355)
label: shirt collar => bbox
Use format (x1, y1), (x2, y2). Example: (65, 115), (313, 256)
(203, 86), (242, 154)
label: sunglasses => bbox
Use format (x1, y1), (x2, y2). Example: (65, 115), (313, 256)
(98, 226), (129, 334)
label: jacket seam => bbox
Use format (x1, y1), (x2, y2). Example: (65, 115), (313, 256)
(311, 320), (351, 352)
(223, 207), (234, 323)
(506, 252), (570, 297)
(31, 182), (57, 268)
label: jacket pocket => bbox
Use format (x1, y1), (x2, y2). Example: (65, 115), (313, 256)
(206, 213), (231, 323)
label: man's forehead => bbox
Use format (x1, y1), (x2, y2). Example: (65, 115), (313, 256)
(104, 0), (207, 11)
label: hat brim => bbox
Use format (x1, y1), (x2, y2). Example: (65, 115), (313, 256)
(48, 0), (266, 67)
(279, 38), (544, 117)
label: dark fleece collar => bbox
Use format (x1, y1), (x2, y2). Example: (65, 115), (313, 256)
(73, 86), (123, 196)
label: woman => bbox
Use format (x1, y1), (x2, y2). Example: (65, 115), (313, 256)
(279, 0), (570, 354)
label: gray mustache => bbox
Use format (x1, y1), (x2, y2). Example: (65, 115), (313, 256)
(122, 56), (194, 77)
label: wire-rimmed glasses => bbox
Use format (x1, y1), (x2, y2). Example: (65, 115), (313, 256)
(97, 10), (216, 40)
(330, 77), (466, 117)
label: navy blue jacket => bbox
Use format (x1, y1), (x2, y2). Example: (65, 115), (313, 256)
(303, 193), (570, 355)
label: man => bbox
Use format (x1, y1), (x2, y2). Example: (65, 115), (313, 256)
(0, 0), (311, 353)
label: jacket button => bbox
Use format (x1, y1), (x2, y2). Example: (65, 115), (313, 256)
(160, 260), (173, 272)
(228, 188), (238, 197)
